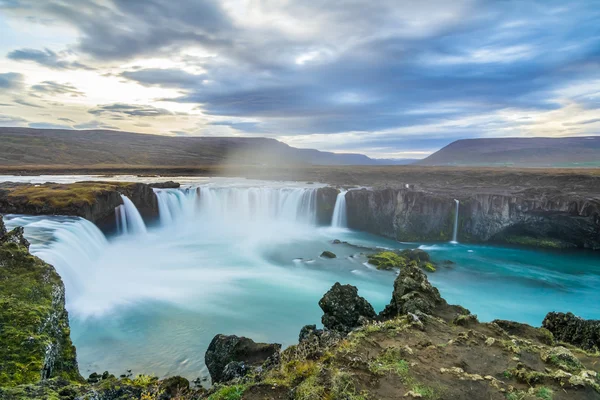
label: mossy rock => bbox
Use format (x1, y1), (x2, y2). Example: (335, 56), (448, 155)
(320, 251), (337, 259)
(0, 224), (82, 387)
(367, 251), (407, 270)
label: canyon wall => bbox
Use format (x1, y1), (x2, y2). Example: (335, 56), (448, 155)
(346, 188), (600, 250)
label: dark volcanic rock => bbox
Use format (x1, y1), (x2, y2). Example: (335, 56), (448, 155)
(320, 250), (337, 258)
(345, 187), (600, 250)
(493, 319), (555, 346)
(316, 187), (339, 225)
(0, 215), (6, 237)
(205, 334), (281, 383)
(381, 261), (443, 317)
(149, 181), (181, 189)
(1, 226), (30, 249)
(319, 283), (376, 333)
(543, 312), (600, 351)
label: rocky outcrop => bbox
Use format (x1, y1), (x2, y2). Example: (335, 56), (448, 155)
(319, 282), (376, 333)
(205, 334), (281, 383)
(543, 312), (600, 351)
(316, 187), (339, 225)
(380, 261), (443, 317)
(148, 181), (181, 189)
(0, 181), (159, 224)
(0, 216), (81, 386)
(346, 187), (600, 249)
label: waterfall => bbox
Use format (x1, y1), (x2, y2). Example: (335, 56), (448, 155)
(115, 195), (147, 235)
(451, 199), (459, 243)
(331, 190), (348, 228)
(30, 218), (109, 304)
(155, 186), (318, 226)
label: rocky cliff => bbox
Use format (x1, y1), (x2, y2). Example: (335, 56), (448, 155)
(0, 215), (81, 387)
(346, 187), (600, 249)
(0, 181), (158, 225)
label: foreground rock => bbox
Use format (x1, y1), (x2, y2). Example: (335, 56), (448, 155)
(319, 282), (376, 333)
(0, 215), (81, 387)
(205, 334), (281, 383)
(367, 248), (437, 272)
(543, 312), (600, 351)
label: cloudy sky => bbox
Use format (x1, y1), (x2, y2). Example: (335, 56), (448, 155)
(0, 0), (598, 158)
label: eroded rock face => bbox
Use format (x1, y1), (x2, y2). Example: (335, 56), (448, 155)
(345, 188), (600, 249)
(380, 262), (443, 317)
(316, 187), (340, 225)
(543, 312), (600, 351)
(205, 334), (281, 383)
(492, 319), (555, 346)
(0, 220), (81, 386)
(319, 283), (376, 333)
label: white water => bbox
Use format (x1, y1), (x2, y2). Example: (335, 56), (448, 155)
(116, 195), (147, 235)
(331, 190), (348, 228)
(451, 199), (459, 243)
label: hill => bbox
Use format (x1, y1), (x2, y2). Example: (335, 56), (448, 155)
(417, 137), (600, 167)
(0, 127), (407, 167)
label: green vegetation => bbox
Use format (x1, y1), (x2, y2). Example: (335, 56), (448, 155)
(0, 238), (81, 387)
(367, 249), (438, 272)
(535, 386), (553, 400)
(7, 182), (137, 208)
(208, 384), (247, 400)
(501, 235), (569, 249)
(368, 347), (409, 376)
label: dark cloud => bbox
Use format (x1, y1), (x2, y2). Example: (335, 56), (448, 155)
(0, 113), (27, 126)
(13, 98), (45, 108)
(121, 68), (204, 87)
(30, 81), (85, 97)
(0, 72), (23, 89)
(7, 48), (92, 70)
(88, 103), (174, 119)
(58, 117), (76, 123)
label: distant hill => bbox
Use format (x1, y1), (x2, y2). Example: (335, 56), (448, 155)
(417, 137), (600, 167)
(0, 127), (410, 167)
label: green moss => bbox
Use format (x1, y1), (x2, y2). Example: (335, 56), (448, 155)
(368, 348), (409, 377)
(7, 182), (137, 209)
(422, 262), (436, 272)
(535, 386), (553, 400)
(208, 385), (247, 400)
(0, 237), (81, 387)
(330, 370), (368, 400)
(501, 236), (568, 249)
(294, 375), (325, 400)
(367, 251), (407, 270)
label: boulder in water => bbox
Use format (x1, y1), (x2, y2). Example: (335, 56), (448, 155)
(205, 334), (281, 383)
(320, 250), (337, 258)
(543, 312), (600, 351)
(380, 261), (443, 317)
(319, 282), (376, 333)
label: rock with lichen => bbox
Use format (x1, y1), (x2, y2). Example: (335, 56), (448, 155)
(380, 261), (443, 318)
(205, 334), (281, 383)
(319, 282), (376, 333)
(543, 312), (600, 352)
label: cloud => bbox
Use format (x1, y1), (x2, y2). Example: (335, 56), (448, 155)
(0, 72), (24, 89)
(28, 122), (74, 129)
(30, 81), (85, 97)
(7, 48), (93, 70)
(1, 0), (599, 156)
(88, 103), (173, 118)
(121, 68), (204, 87)
(58, 117), (76, 123)
(13, 98), (45, 108)
(0, 113), (28, 126)
(73, 120), (120, 130)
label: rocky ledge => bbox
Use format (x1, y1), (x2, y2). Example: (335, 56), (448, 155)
(344, 187), (600, 250)
(0, 181), (159, 224)
(199, 262), (600, 400)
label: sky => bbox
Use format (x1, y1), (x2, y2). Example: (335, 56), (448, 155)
(0, 0), (598, 159)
